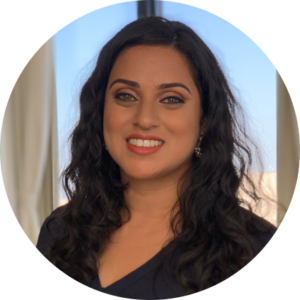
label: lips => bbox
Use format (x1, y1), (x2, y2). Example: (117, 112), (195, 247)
(126, 134), (164, 142)
(127, 142), (164, 155)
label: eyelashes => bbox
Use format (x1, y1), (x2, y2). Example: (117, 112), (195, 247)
(114, 92), (185, 105)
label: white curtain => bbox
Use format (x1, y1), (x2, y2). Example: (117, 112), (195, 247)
(1, 38), (59, 245)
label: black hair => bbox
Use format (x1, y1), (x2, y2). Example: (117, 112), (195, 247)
(45, 17), (274, 294)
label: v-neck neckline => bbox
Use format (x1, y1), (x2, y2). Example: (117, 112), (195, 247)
(97, 249), (163, 291)
(90, 248), (164, 294)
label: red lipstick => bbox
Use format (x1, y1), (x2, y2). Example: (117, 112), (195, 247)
(126, 134), (164, 155)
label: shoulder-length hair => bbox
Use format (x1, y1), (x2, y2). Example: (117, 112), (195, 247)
(46, 17), (273, 294)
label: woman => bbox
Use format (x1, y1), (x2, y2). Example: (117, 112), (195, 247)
(37, 17), (276, 299)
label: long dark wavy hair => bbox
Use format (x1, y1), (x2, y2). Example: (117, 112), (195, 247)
(45, 17), (274, 294)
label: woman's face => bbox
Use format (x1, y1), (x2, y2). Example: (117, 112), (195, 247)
(104, 45), (202, 182)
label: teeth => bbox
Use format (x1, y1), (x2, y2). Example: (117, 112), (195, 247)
(128, 139), (163, 147)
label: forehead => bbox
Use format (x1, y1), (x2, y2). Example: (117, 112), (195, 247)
(108, 45), (195, 87)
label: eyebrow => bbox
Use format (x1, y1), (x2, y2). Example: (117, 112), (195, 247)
(109, 78), (191, 94)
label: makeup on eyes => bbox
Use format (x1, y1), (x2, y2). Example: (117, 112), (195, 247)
(114, 92), (185, 106)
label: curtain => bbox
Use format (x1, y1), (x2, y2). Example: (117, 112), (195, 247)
(0, 38), (59, 245)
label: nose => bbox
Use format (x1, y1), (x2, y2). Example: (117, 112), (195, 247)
(132, 99), (160, 130)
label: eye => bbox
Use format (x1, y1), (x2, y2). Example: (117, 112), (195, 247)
(160, 96), (184, 104)
(114, 93), (134, 102)
(114, 93), (184, 104)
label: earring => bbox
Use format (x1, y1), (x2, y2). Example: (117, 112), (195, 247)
(194, 135), (203, 157)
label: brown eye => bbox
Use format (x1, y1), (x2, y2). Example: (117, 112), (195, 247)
(114, 93), (184, 104)
(114, 93), (133, 102)
(162, 97), (184, 104)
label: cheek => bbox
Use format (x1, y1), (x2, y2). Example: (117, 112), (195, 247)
(178, 120), (199, 147)
(166, 108), (200, 145)
(103, 104), (122, 142)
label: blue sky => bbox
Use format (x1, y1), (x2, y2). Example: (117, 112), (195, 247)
(53, 1), (276, 197)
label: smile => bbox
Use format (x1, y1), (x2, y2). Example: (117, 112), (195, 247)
(128, 139), (163, 147)
(126, 140), (164, 155)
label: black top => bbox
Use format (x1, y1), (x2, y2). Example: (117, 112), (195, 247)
(36, 207), (277, 299)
